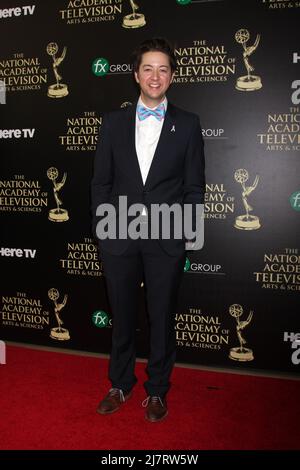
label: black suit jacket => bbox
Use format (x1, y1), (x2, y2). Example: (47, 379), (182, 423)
(91, 102), (205, 256)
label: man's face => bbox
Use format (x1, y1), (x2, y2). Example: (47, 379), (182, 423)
(134, 51), (174, 108)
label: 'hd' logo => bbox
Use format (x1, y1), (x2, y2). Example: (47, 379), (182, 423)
(291, 52), (300, 105)
(0, 81), (5, 104)
(283, 332), (300, 365)
(0, 340), (5, 365)
(0, 5), (35, 18)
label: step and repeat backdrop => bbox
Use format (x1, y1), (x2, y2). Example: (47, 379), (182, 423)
(1, 0), (299, 376)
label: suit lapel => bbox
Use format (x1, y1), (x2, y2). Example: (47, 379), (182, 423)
(125, 103), (144, 190)
(144, 103), (176, 189)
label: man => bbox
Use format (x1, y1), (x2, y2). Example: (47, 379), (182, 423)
(91, 38), (205, 422)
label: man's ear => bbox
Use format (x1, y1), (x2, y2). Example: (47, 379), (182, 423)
(134, 71), (140, 84)
(170, 72), (175, 84)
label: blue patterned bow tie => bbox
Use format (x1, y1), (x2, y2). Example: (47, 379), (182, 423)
(137, 103), (166, 121)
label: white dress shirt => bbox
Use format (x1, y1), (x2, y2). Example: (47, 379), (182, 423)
(135, 97), (167, 215)
(135, 97), (167, 184)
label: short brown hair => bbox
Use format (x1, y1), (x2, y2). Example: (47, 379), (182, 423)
(132, 37), (177, 73)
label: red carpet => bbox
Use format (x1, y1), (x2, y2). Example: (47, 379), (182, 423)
(0, 345), (299, 450)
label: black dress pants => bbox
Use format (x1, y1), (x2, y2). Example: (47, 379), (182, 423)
(101, 238), (185, 398)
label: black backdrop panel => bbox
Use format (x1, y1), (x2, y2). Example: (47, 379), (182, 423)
(1, 0), (299, 376)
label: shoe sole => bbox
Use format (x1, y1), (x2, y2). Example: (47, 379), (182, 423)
(97, 392), (132, 415)
(145, 410), (168, 423)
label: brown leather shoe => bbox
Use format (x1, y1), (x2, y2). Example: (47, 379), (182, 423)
(97, 388), (132, 415)
(142, 396), (168, 422)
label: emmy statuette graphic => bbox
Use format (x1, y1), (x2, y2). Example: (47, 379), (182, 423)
(48, 288), (70, 341)
(120, 101), (133, 108)
(47, 167), (69, 222)
(235, 29), (262, 91)
(122, 0), (146, 29)
(229, 304), (254, 362)
(47, 42), (69, 98)
(234, 169), (260, 230)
